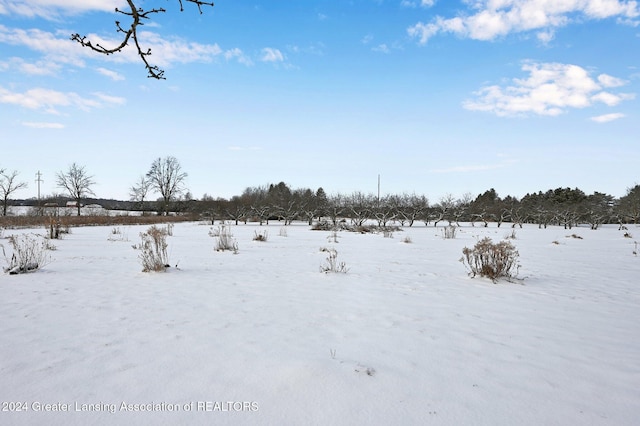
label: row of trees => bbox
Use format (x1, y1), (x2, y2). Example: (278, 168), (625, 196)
(194, 184), (640, 230)
(2, 157), (640, 228)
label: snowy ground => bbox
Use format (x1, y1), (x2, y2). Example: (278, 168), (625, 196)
(1, 221), (639, 425)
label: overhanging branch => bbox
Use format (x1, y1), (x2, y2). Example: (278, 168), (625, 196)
(71, 0), (214, 79)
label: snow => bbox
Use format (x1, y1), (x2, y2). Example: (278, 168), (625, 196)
(1, 222), (639, 425)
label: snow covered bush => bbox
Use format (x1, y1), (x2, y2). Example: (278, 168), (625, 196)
(2, 233), (51, 274)
(138, 225), (170, 272)
(460, 237), (520, 283)
(320, 247), (348, 273)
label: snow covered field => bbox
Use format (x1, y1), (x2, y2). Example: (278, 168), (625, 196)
(1, 221), (639, 425)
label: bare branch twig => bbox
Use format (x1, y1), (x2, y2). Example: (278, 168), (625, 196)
(70, 0), (214, 79)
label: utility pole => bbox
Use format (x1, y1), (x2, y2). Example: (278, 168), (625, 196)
(35, 171), (43, 203)
(377, 174), (381, 207)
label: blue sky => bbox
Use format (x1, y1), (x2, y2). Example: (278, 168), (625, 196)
(1, 0), (639, 203)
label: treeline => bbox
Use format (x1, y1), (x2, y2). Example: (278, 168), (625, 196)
(189, 183), (640, 229)
(12, 182), (640, 229)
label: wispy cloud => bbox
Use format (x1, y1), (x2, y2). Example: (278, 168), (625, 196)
(408, 0), (640, 44)
(401, 0), (436, 8)
(22, 121), (65, 129)
(463, 62), (635, 117)
(224, 48), (254, 66)
(0, 25), (235, 74)
(96, 67), (124, 81)
(0, 57), (61, 75)
(0, 86), (124, 114)
(372, 44), (390, 53)
(0, 0), (124, 18)
(260, 47), (285, 63)
(590, 112), (626, 123)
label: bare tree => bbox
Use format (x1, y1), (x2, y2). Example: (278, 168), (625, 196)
(56, 164), (96, 216)
(146, 156), (188, 215)
(0, 169), (28, 216)
(129, 175), (152, 211)
(71, 0), (215, 79)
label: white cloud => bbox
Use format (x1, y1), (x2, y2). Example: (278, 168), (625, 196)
(96, 67), (124, 81)
(224, 48), (254, 66)
(590, 112), (626, 122)
(463, 62), (635, 117)
(0, 86), (124, 114)
(92, 92), (126, 105)
(22, 121), (65, 129)
(598, 73), (627, 87)
(0, 57), (61, 75)
(401, 0), (436, 8)
(372, 43), (391, 53)
(0, 25), (229, 74)
(261, 47), (285, 63)
(408, 0), (640, 43)
(0, 0), (124, 18)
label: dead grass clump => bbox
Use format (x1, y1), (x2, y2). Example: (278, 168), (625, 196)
(211, 224), (238, 253)
(567, 234), (583, 239)
(442, 225), (457, 239)
(253, 230), (269, 242)
(2, 233), (51, 274)
(320, 247), (348, 273)
(311, 221), (333, 231)
(138, 225), (170, 272)
(460, 237), (520, 283)
(504, 229), (517, 240)
(402, 235), (412, 244)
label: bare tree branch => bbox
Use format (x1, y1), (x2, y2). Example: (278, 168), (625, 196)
(0, 170), (28, 216)
(70, 0), (214, 79)
(56, 163), (96, 216)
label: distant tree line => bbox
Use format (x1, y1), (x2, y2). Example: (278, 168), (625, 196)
(3, 158), (640, 228)
(190, 183), (640, 230)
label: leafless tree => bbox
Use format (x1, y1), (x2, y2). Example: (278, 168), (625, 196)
(0, 169), (28, 216)
(129, 175), (152, 211)
(71, 0), (215, 79)
(56, 163), (96, 216)
(146, 156), (188, 215)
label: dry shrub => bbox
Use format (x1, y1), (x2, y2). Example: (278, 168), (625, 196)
(2, 233), (51, 274)
(402, 235), (412, 244)
(320, 247), (348, 273)
(138, 225), (170, 272)
(253, 230), (269, 242)
(460, 237), (520, 283)
(442, 225), (457, 239)
(211, 224), (238, 253)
